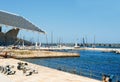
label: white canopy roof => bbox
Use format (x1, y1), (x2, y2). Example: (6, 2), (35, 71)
(0, 11), (45, 34)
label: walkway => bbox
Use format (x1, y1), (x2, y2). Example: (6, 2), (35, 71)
(0, 58), (101, 82)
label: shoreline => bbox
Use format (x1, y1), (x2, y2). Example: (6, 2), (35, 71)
(0, 47), (119, 82)
(0, 58), (100, 82)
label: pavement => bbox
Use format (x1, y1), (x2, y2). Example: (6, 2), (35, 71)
(0, 58), (101, 82)
(0, 73), (14, 82)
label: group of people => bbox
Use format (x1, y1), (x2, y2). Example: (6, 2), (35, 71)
(102, 74), (120, 82)
(0, 65), (16, 75)
(0, 62), (38, 76)
(102, 74), (115, 82)
(17, 62), (38, 76)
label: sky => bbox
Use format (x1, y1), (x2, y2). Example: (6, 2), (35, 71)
(0, 0), (120, 43)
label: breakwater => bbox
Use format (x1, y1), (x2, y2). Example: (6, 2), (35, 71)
(77, 47), (120, 54)
(0, 49), (80, 59)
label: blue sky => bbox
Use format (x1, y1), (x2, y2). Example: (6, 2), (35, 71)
(0, 0), (120, 43)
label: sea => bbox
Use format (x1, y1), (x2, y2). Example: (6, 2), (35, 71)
(22, 50), (120, 81)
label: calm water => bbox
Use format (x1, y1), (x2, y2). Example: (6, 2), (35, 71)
(22, 50), (120, 81)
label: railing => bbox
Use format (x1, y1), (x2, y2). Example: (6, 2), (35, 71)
(39, 62), (120, 82)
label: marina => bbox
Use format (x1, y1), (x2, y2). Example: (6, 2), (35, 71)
(1, 47), (120, 81)
(22, 49), (120, 82)
(0, 45), (120, 82)
(0, 0), (120, 82)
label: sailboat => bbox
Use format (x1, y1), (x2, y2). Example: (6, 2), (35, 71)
(92, 35), (96, 48)
(74, 38), (80, 48)
(74, 42), (80, 48)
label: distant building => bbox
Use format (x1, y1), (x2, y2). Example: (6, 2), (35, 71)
(0, 11), (45, 46)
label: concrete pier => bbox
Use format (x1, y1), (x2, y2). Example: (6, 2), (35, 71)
(0, 58), (100, 82)
(0, 50), (80, 58)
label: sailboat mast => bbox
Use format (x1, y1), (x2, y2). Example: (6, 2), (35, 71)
(83, 37), (85, 47)
(46, 34), (48, 46)
(94, 35), (95, 45)
(51, 32), (53, 45)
